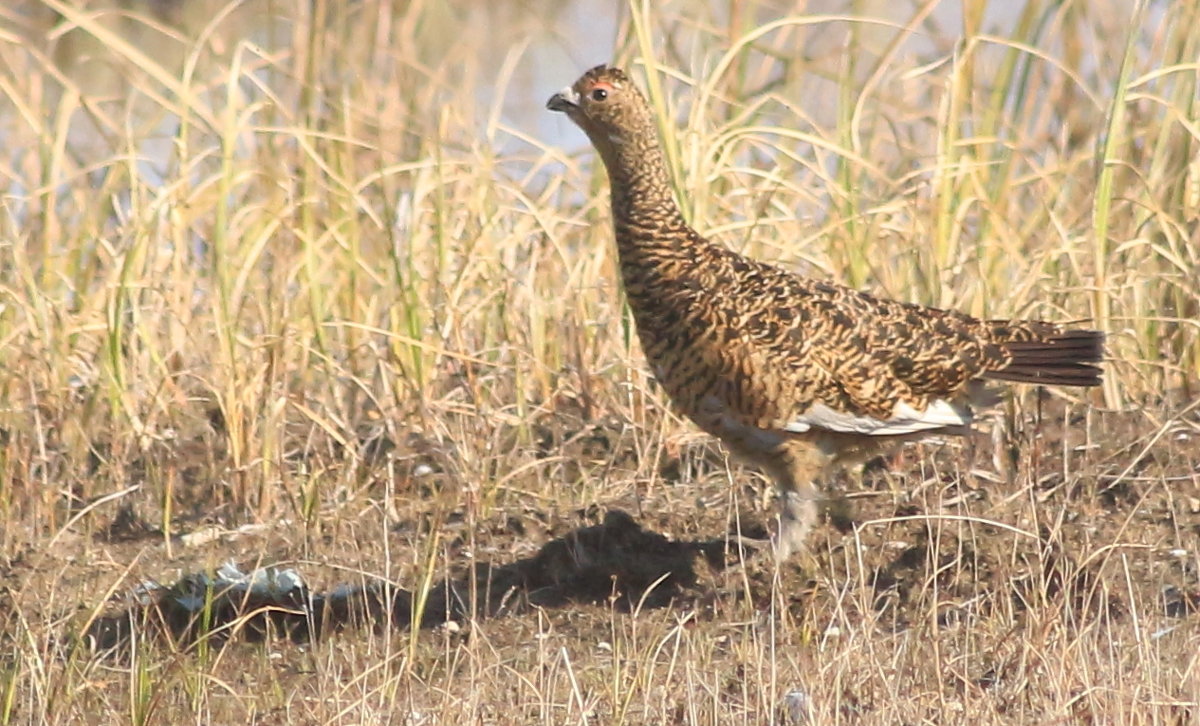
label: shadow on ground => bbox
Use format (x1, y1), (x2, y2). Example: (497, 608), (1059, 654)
(80, 502), (1200, 656)
(82, 510), (739, 653)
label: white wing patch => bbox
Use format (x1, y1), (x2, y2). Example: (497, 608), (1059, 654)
(785, 399), (971, 436)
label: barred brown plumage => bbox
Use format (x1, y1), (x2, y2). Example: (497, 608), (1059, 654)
(547, 64), (1104, 559)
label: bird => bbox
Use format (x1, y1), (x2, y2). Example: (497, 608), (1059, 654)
(546, 64), (1103, 559)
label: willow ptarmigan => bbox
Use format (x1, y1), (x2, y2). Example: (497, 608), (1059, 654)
(547, 65), (1103, 559)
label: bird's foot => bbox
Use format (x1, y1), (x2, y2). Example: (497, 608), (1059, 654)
(775, 489), (818, 562)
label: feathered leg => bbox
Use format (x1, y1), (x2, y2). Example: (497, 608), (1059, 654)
(766, 441), (829, 560)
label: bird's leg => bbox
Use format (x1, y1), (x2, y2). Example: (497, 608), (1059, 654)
(775, 485), (819, 560)
(770, 442), (828, 561)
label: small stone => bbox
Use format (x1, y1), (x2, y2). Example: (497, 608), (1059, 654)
(781, 688), (811, 724)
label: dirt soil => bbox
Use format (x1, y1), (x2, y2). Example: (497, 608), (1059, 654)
(2, 398), (1198, 723)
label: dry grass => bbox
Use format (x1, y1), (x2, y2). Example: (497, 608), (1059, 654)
(0, 0), (1198, 723)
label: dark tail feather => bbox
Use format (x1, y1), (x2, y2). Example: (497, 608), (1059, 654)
(984, 329), (1104, 387)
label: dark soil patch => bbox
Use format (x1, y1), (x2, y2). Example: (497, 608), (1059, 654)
(82, 509), (739, 653)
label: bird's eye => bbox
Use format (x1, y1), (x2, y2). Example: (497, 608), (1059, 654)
(590, 88), (608, 102)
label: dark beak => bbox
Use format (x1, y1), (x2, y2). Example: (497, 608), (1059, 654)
(546, 86), (580, 112)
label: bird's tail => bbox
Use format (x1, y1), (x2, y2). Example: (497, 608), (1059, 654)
(984, 328), (1104, 387)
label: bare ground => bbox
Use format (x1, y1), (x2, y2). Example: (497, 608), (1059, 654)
(1, 397), (1198, 724)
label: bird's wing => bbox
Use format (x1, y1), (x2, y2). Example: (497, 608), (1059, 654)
(718, 264), (995, 436)
(779, 339), (974, 435)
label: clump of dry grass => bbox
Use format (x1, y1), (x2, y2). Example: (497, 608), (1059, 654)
(0, 0), (1197, 724)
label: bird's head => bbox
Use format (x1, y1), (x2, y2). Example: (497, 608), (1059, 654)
(546, 65), (651, 150)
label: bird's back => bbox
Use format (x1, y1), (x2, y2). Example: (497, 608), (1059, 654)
(620, 228), (1099, 441)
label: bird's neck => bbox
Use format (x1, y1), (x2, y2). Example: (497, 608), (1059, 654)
(594, 133), (691, 264)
